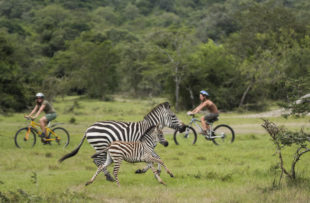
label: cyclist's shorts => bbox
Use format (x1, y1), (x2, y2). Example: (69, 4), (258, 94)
(204, 113), (219, 122)
(46, 113), (57, 122)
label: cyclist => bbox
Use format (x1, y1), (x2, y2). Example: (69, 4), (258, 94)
(187, 90), (219, 135)
(26, 93), (57, 138)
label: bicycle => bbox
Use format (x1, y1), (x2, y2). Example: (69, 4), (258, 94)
(173, 114), (235, 145)
(14, 117), (70, 148)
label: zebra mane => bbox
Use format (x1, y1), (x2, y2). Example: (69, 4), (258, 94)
(140, 125), (156, 141)
(143, 102), (170, 120)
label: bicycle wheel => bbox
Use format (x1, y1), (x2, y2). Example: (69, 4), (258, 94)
(211, 124), (235, 145)
(173, 126), (197, 145)
(14, 127), (37, 148)
(49, 127), (70, 148)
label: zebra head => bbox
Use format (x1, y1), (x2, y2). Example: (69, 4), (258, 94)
(153, 125), (168, 147)
(141, 125), (168, 147)
(160, 102), (186, 133)
(144, 102), (186, 133)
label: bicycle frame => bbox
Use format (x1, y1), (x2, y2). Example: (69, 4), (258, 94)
(187, 116), (223, 139)
(25, 119), (60, 142)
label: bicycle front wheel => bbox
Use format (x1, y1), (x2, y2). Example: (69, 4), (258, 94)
(212, 124), (235, 145)
(49, 127), (70, 148)
(173, 126), (197, 145)
(15, 127), (37, 148)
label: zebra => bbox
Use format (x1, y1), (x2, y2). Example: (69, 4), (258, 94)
(59, 102), (185, 181)
(85, 125), (174, 186)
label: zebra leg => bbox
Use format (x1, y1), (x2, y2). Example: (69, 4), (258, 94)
(150, 157), (174, 178)
(135, 163), (151, 174)
(113, 159), (123, 187)
(85, 164), (106, 186)
(157, 164), (162, 176)
(150, 164), (166, 185)
(93, 154), (115, 182)
(136, 152), (161, 175)
(153, 152), (161, 175)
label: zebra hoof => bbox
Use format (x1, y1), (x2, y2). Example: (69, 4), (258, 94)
(106, 175), (115, 182)
(135, 169), (144, 174)
(85, 181), (92, 186)
(170, 174), (174, 178)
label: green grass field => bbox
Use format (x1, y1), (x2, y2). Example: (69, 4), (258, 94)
(0, 96), (310, 202)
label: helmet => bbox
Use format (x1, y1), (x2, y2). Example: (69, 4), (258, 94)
(200, 90), (209, 97)
(36, 92), (45, 98)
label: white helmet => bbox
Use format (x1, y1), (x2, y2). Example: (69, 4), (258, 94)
(36, 92), (45, 98)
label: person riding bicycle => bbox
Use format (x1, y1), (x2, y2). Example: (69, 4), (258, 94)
(26, 93), (57, 138)
(187, 90), (219, 135)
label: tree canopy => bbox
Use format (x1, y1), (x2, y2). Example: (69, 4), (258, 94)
(0, 0), (309, 112)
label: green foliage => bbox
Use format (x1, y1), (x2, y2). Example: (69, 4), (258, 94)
(0, 0), (310, 112)
(262, 119), (310, 183)
(0, 31), (33, 112)
(279, 76), (310, 117)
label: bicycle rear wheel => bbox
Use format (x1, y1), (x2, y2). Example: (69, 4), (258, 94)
(211, 124), (235, 145)
(49, 127), (70, 148)
(15, 127), (37, 148)
(173, 126), (197, 145)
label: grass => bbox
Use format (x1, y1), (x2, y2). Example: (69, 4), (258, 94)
(0, 96), (310, 202)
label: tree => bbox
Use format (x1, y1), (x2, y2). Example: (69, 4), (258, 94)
(50, 37), (120, 99)
(262, 119), (310, 184)
(0, 31), (32, 112)
(147, 28), (197, 110)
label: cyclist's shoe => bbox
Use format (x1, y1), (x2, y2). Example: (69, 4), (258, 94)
(39, 132), (45, 138)
(41, 137), (51, 145)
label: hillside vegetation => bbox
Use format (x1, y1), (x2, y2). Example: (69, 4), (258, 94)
(1, 0), (310, 112)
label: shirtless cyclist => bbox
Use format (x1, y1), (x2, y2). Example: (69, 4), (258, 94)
(187, 90), (219, 135)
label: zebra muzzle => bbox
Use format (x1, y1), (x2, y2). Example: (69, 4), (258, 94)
(160, 141), (169, 147)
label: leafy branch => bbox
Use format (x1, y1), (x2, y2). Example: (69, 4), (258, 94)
(262, 119), (310, 184)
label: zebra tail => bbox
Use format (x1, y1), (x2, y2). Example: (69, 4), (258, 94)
(58, 132), (87, 163)
(90, 148), (109, 159)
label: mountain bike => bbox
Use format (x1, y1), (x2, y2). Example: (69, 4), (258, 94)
(14, 117), (70, 148)
(173, 114), (235, 145)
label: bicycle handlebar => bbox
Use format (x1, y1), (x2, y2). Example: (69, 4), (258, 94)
(187, 113), (195, 118)
(24, 116), (35, 121)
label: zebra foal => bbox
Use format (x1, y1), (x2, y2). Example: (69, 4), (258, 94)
(85, 125), (174, 186)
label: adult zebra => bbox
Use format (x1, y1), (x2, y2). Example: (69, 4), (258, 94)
(59, 102), (185, 181)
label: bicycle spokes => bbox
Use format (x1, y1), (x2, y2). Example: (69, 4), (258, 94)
(212, 124), (235, 145)
(15, 127), (36, 148)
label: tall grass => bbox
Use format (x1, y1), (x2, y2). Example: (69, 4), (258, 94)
(0, 96), (309, 202)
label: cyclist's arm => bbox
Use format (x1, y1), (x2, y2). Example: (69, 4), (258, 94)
(191, 102), (207, 114)
(33, 104), (46, 118)
(28, 105), (39, 117)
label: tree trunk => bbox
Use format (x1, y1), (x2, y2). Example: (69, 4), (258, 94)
(239, 83), (252, 108)
(175, 65), (180, 111)
(187, 87), (195, 108)
(291, 147), (310, 179)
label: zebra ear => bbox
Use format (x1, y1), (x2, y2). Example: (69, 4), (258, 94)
(163, 102), (170, 109)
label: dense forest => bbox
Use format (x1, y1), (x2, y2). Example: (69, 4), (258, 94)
(0, 0), (309, 112)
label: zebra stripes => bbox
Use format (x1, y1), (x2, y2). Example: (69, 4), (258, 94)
(85, 125), (174, 186)
(59, 102), (185, 181)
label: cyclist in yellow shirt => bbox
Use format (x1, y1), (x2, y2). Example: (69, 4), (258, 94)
(26, 93), (57, 138)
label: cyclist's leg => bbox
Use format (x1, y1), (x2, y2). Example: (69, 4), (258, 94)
(204, 114), (219, 133)
(39, 116), (48, 136)
(200, 116), (209, 133)
(42, 113), (57, 137)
